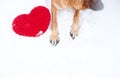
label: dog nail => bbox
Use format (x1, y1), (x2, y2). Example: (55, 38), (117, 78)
(50, 40), (52, 43)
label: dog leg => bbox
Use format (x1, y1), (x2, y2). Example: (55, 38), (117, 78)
(70, 10), (80, 39)
(50, 5), (59, 46)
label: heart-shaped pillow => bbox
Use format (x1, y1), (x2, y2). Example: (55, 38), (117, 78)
(12, 6), (51, 37)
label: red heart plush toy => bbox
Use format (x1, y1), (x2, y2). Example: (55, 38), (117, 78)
(12, 6), (51, 37)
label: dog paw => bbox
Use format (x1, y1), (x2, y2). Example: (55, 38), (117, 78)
(70, 28), (79, 39)
(50, 34), (60, 46)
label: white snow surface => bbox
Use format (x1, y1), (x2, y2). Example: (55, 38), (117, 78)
(0, 0), (120, 78)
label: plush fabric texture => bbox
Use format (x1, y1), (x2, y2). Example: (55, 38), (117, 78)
(12, 6), (51, 37)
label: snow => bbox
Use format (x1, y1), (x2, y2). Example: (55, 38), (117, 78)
(0, 0), (120, 78)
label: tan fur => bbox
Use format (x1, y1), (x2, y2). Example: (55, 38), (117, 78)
(50, 0), (90, 46)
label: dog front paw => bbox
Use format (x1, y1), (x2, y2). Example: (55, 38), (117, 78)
(70, 28), (79, 39)
(50, 34), (60, 46)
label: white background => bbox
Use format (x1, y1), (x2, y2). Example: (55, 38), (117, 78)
(0, 0), (120, 78)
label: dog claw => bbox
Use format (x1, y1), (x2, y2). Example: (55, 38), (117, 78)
(50, 38), (60, 46)
(50, 40), (52, 44)
(50, 34), (60, 46)
(56, 40), (60, 44)
(70, 31), (78, 40)
(70, 32), (75, 39)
